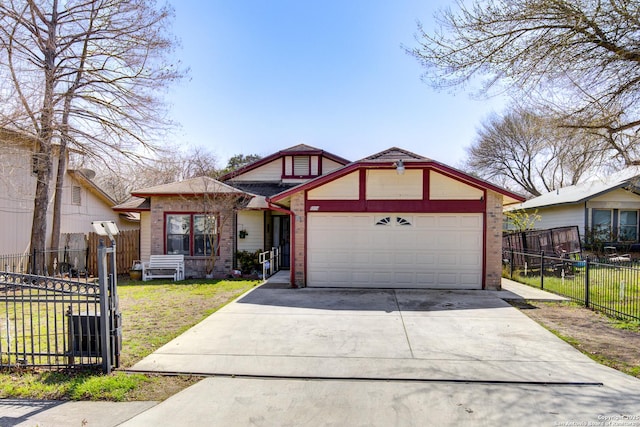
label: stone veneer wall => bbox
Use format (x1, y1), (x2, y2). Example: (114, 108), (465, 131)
(484, 190), (504, 290)
(290, 192), (306, 287)
(149, 195), (235, 278)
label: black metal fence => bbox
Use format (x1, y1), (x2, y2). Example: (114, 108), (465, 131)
(0, 271), (101, 368)
(503, 249), (640, 321)
(0, 248), (90, 277)
(0, 244), (120, 372)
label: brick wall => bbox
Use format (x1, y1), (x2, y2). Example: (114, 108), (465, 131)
(149, 195), (235, 279)
(485, 190), (504, 290)
(290, 192), (306, 287)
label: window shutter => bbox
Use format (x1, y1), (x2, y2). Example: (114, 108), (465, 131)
(71, 186), (82, 205)
(293, 156), (310, 176)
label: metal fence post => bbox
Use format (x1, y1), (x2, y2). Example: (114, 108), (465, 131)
(540, 251), (545, 290)
(97, 240), (112, 374)
(585, 256), (590, 309)
(31, 248), (36, 274)
(510, 250), (514, 279)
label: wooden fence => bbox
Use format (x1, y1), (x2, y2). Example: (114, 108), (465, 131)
(59, 230), (139, 276)
(86, 229), (140, 275)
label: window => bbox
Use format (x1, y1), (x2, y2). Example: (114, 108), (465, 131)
(166, 214), (191, 255)
(71, 186), (82, 205)
(293, 156), (310, 176)
(194, 214), (216, 256)
(619, 210), (638, 242)
(396, 216), (412, 226)
(375, 216), (413, 226)
(592, 209), (612, 242)
(166, 213), (217, 256)
(375, 216), (391, 226)
(283, 155), (321, 178)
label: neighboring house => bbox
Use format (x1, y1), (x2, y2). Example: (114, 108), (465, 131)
(506, 167), (640, 246)
(119, 145), (524, 290)
(0, 128), (138, 255)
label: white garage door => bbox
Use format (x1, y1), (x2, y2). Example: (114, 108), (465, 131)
(307, 213), (483, 289)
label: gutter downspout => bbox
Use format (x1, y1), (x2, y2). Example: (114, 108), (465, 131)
(267, 200), (297, 288)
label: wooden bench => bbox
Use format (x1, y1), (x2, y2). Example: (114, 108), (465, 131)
(142, 255), (185, 281)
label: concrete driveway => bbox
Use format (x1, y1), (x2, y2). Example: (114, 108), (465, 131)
(123, 284), (640, 426)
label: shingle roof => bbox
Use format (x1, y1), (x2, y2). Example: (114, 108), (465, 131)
(113, 197), (149, 211)
(360, 147), (429, 162)
(132, 176), (246, 196)
(227, 182), (299, 197)
(513, 166), (640, 210)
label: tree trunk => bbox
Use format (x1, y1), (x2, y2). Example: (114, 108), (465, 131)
(50, 142), (67, 253)
(29, 0), (59, 255)
(30, 144), (53, 255)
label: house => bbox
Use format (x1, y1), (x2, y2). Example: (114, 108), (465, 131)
(115, 145), (350, 278)
(506, 167), (640, 246)
(115, 177), (258, 278)
(0, 128), (138, 255)
(119, 145), (524, 289)
(267, 147), (523, 290)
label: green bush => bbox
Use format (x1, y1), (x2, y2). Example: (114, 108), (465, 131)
(236, 250), (261, 274)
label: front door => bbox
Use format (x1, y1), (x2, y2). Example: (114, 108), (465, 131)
(272, 215), (291, 269)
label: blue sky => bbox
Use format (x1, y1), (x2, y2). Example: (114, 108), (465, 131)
(166, 0), (507, 168)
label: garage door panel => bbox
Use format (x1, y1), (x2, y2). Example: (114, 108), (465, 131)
(415, 216), (437, 227)
(394, 272), (416, 283)
(394, 254), (416, 265)
(371, 272), (393, 283)
(415, 253), (437, 265)
(438, 272), (458, 285)
(460, 215), (482, 228)
(460, 254), (481, 266)
(308, 213), (482, 289)
(352, 252), (371, 264)
(437, 215), (460, 227)
(352, 271), (371, 283)
(415, 272), (436, 282)
(370, 253), (393, 265)
(460, 273), (480, 285)
(438, 254), (458, 265)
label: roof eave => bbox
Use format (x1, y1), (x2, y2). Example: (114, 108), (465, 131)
(269, 160), (526, 203)
(219, 147), (350, 182)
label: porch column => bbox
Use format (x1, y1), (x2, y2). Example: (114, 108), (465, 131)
(290, 192), (306, 287)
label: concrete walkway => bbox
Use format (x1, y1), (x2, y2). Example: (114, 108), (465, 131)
(7, 278), (640, 426)
(495, 277), (570, 301)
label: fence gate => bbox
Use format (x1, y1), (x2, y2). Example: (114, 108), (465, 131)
(0, 242), (121, 373)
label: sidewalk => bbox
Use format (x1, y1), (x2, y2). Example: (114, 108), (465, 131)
(0, 399), (156, 427)
(495, 277), (570, 302)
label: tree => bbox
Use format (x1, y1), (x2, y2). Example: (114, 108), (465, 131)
(93, 145), (220, 203)
(465, 106), (604, 196)
(410, 0), (640, 165)
(504, 209), (541, 232)
(220, 153), (262, 176)
(0, 0), (184, 253)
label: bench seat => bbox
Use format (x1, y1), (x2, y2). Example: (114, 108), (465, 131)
(142, 255), (185, 281)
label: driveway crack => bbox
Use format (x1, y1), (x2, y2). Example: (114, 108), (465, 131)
(393, 290), (414, 359)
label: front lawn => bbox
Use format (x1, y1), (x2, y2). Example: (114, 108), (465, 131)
(507, 263), (640, 320)
(0, 278), (260, 401)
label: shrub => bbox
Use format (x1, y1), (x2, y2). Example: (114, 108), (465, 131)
(236, 250), (261, 274)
